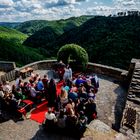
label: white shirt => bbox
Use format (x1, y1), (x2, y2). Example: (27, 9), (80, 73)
(3, 85), (12, 93)
(0, 90), (4, 98)
(30, 87), (37, 97)
(45, 112), (56, 120)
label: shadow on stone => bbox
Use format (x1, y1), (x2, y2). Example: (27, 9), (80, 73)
(113, 85), (128, 131)
(31, 125), (80, 140)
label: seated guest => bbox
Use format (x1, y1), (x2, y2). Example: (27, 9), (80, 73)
(33, 73), (40, 84)
(30, 84), (40, 103)
(65, 111), (78, 135)
(0, 86), (4, 98)
(68, 91), (78, 102)
(84, 79), (94, 93)
(15, 88), (26, 100)
(85, 98), (97, 123)
(75, 75), (86, 87)
(22, 82), (30, 97)
(3, 81), (12, 93)
(15, 76), (22, 89)
(56, 109), (67, 129)
(0, 86), (5, 111)
(62, 82), (70, 93)
(78, 84), (87, 100)
(77, 111), (87, 135)
(36, 78), (44, 91)
(70, 84), (78, 93)
(42, 74), (49, 90)
(90, 74), (99, 93)
(88, 88), (96, 99)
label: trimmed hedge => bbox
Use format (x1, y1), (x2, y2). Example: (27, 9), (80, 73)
(57, 44), (89, 69)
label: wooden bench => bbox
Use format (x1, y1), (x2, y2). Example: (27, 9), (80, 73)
(20, 67), (33, 79)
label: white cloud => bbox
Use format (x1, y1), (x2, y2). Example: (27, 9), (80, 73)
(114, 0), (140, 10)
(0, 0), (14, 7)
(0, 0), (140, 22)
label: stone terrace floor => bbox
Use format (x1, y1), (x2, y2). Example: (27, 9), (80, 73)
(0, 70), (127, 140)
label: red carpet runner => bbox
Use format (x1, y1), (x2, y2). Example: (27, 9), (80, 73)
(30, 81), (63, 123)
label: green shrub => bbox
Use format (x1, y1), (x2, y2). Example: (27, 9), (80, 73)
(57, 44), (88, 70)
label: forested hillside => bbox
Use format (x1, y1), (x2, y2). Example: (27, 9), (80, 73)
(15, 15), (94, 35)
(30, 15), (139, 69)
(1, 15), (140, 69)
(0, 26), (46, 66)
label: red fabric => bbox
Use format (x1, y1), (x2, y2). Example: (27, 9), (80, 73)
(18, 100), (33, 116)
(30, 100), (48, 123)
(30, 81), (63, 123)
(56, 81), (63, 96)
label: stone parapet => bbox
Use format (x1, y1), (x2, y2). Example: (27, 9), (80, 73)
(1, 59), (130, 83)
(0, 61), (16, 72)
(16, 60), (128, 81)
(87, 62), (128, 81)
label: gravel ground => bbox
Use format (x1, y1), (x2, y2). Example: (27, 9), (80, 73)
(0, 71), (127, 140)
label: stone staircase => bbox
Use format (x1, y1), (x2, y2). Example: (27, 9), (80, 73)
(127, 62), (140, 104)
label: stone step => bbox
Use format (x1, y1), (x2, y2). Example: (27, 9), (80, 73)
(133, 72), (140, 76)
(127, 96), (140, 104)
(135, 69), (140, 72)
(129, 89), (140, 94)
(133, 75), (140, 79)
(131, 82), (140, 86)
(129, 87), (140, 91)
(131, 78), (140, 83)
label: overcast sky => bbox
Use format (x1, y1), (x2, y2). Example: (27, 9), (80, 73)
(0, 0), (140, 22)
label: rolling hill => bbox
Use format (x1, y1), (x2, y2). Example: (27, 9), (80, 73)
(0, 26), (46, 66)
(15, 15), (94, 35)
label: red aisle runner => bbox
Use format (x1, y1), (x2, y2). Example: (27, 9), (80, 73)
(30, 81), (63, 123)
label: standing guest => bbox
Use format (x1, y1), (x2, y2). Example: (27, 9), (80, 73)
(48, 79), (57, 107)
(63, 65), (72, 82)
(67, 65), (72, 81)
(63, 66), (69, 82)
(58, 60), (65, 81)
(44, 107), (57, 130)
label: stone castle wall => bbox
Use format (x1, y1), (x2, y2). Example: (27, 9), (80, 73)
(0, 61), (16, 72)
